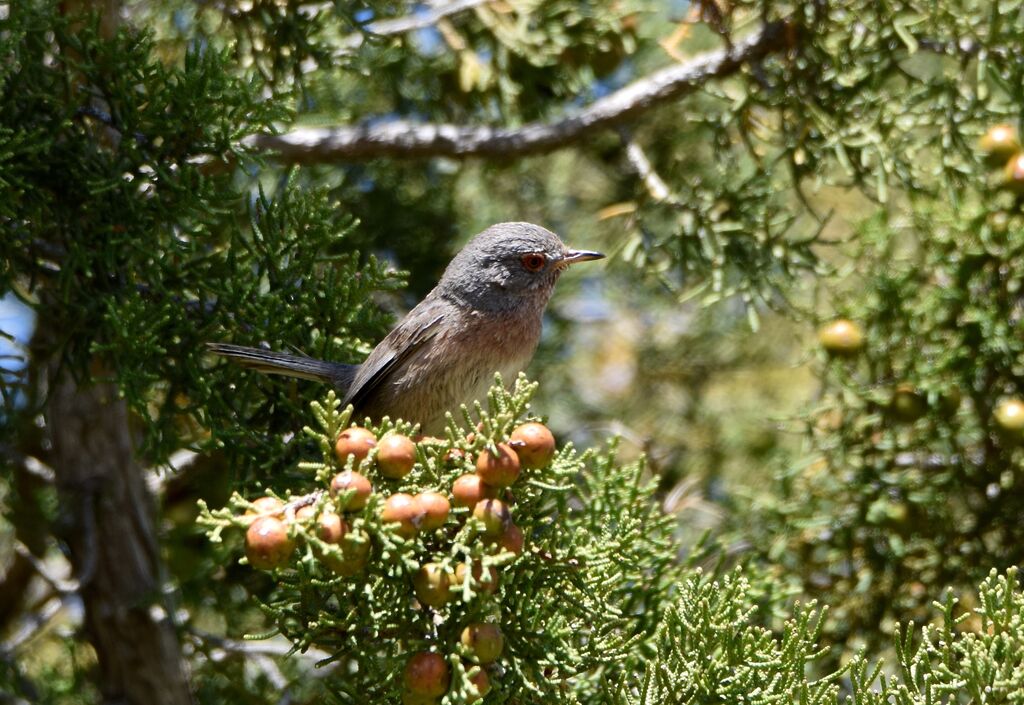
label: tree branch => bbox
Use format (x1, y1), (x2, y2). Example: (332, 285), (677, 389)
(244, 21), (791, 162)
(342, 0), (492, 48)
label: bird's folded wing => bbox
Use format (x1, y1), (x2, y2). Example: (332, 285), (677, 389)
(342, 310), (446, 411)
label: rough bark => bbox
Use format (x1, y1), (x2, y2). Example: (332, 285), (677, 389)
(44, 360), (193, 705)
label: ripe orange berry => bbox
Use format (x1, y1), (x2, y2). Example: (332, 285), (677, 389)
(509, 422), (556, 469)
(330, 471), (373, 510)
(294, 504), (317, 521)
(413, 562), (452, 607)
(461, 623), (504, 664)
(475, 443), (521, 487)
(315, 511), (347, 544)
(818, 319), (865, 357)
(245, 496), (284, 516)
(334, 426), (377, 468)
(473, 498), (511, 538)
(466, 668), (491, 702)
(377, 433), (417, 479)
(454, 561), (499, 595)
(403, 652), (450, 697)
(452, 474), (498, 508)
(245, 516), (295, 570)
(381, 493), (423, 538)
(495, 521), (524, 556)
(415, 491), (450, 530)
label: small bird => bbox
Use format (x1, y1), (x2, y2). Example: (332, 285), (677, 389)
(209, 222), (604, 433)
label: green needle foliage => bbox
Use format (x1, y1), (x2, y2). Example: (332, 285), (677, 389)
(9, 0), (1024, 702)
(612, 567), (1024, 705)
(737, 160), (1024, 658)
(200, 376), (687, 704)
(0, 1), (402, 478)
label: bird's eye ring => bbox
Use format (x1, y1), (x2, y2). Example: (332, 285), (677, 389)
(521, 253), (547, 272)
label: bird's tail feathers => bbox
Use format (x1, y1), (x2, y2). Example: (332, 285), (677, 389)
(207, 343), (357, 392)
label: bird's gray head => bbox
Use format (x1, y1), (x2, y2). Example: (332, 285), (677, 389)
(438, 222), (604, 313)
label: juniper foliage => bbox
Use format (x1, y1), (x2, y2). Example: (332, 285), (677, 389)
(741, 193), (1024, 658)
(199, 377), (687, 704)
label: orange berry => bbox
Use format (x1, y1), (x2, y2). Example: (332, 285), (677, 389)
(334, 426), (377, 468)
(466, 668), (491, 702)
(473, 498), (511, 538)
(403, 652), (450, 697)
(245, 496), (284, 516)
(452, 474), (498, 508)
(294, 504), (317, 521)
(245, 517), (295, 570)
(415, 491), (450, 530)
(378, 433), (417, 479)
(461, 623), (504, 664)
(495, 522), (524, 556)
(330, 471), (373, 510)
(315, 511), (347, 543)
(474, 443), (521, 487)
(381, 493), (423, 538)
(413, 562), (452, 607)
(509, 422), (556, 469)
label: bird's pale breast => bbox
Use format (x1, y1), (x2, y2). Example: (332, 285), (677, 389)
(359, 305), (542, 433)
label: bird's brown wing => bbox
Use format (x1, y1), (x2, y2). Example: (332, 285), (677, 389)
(342, 309), (446, 411)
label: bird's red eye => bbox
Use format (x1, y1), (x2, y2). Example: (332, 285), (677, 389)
(521, 253), (547, 272)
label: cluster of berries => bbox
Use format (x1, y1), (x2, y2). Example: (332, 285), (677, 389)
(237, 421), (557, 704)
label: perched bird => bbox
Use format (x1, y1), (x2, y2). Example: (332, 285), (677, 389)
(209, 222), (604, 433)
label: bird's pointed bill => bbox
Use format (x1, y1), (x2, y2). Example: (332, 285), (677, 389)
(561, 249), (605, 265)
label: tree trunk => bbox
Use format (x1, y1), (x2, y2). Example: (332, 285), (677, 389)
(45, 362), (193, 705)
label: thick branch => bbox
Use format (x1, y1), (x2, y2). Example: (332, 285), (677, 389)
(245, 21), (790, 162)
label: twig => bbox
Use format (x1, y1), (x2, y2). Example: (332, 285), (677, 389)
(14, 541), (80, 594)
(244, 21), (791, 162)
(619, 131), (679, 205)
(188, 627), (338, 675)
(355, 0), (491, 42)
(1, 597), (65, 654)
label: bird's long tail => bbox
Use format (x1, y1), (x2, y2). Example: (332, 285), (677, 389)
(207, 343), (357, 392)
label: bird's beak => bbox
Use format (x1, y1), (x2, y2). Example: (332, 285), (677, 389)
(561, 248), (606, 266)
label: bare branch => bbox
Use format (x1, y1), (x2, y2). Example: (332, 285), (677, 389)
(245, 21), (791, 162)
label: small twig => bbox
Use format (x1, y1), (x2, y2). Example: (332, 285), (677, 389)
(362, 0), (490, 40)
(1, 597), (64, 654)
(188, 627), (339, 677)
(619, 131), (680, 205)
(14, 541), (80, 594)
